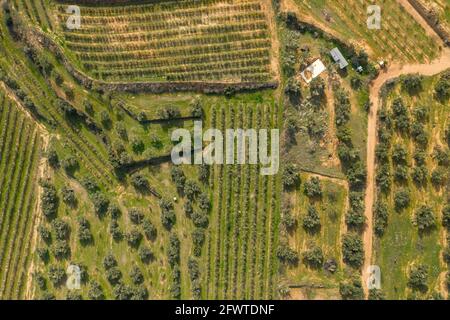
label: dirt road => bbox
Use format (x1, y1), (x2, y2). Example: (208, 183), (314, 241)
(362, 48), (450, 297)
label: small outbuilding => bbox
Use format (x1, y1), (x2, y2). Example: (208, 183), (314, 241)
(330, 47), (349, 69)
(300, 59), (327, 84)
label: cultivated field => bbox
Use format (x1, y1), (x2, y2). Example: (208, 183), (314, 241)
(0, 88), (43, 299)
(373, 72), (449, 299)
(14, 0), (277, 83)
(202, 97), (280, 299)
(290, 0), (440, 62)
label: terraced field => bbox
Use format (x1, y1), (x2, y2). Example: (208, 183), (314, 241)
(13, 0), (276, 83)
(0, 89), (43, 299)
(291, 0), (440, 62)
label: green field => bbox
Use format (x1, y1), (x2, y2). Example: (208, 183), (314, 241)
(373, 72), (449, 299)
(0, 89), (43, 299)
(12, 0), (276, 83)
(293, 0), (440, 62)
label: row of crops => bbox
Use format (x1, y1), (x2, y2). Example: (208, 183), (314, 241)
(11, 0), (54, 32)
(45, 0), (274, 83)
(0, 90), (42, 299)
(203, 103), (280, 299)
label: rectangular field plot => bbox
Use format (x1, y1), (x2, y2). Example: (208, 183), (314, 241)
(0, 89), (43, 299)
(50, 0), (275, 83)
(373, 72), (449, 299)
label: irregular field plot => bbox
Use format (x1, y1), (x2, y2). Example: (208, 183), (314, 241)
(42, 0), (275, 83)
(0, 90), (42, 299)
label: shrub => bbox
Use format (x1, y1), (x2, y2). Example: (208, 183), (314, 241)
(412, 166), (428, 185)
(431, 168), (447, 186)
(171, 166), (186, 190)
(131, 174), (149, 192)
(376, 164), (391, 192)
(108, 203), (121, 219)
(282, 164), (300, 190)
(276, 245), (298, 265)
(106, 267), (122, 285)
(138, 246), (153, 263)
(192, 228), (205, 257)
(434, 71), (450, 101)
(48, 265), (65, 286)
(184, 180), (200, 200)
(91, 192), (109, 217)
(51, 218), (70, 240)
(304, 177), (322, 198)
(303, 246), (324, 268)
(61, 155), (79, 175)
(130, 266), (144, 285)
(192, 211), (209, 228)
(414, 205), (436, 231)
(142, 219), (157, 241)
(128, 208), (144, 225)
(342, 233), (364, 268)
(394, 165), (408, 182)
(368, 289), (385, 300)
(303, 206), (321, 232)
(345, 210), (366, 228)
(374, 201), (388, 236)
(41, 183), (58, 219)
(442, 205), (450, 230)
(160, 199), (176, 229)
(126, 229), (142, 247)
(88, 281), (104, 300)
(168, 233), (180, 268)
(103, 254), (117, 270)
(47, 149), (59, 168)
(78, 217), (93, 245)
(392, 145), (407, 164)
(394, 189), (410, 211)
(408, 264), (428, 291)
(401, 74), (423, 95)
(38, 226), (52, 244)
(61, 186), (76, 206)
(339, 278), (364, 300)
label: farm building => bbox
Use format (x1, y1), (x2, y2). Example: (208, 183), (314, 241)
(300, 59), (327, 84)
(330, 47), (349, 69)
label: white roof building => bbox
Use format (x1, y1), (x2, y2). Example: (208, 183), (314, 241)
(330, 47), (349, 69)
(300, 59), (327, 84)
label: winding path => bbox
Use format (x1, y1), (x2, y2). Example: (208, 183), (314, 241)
(362, 49), (450, 297)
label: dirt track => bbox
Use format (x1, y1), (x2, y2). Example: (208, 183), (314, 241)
(362, 48), (450, 297)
